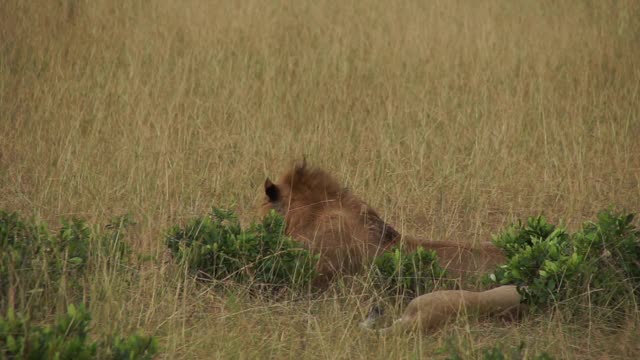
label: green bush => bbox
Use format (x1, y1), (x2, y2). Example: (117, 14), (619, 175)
(492, 216), (568, 259)
(166, 209), (318, 289)
(0, 304), (156, 360)
(490, 210), (640, 311)
(372, 246), (448, 297)
(0, 304), (95, 359)
(572, 210), (640, 308)
(490, 216), (578, 307)
(1, 210), (134, 314)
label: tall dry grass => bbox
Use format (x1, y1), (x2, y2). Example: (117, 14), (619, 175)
(1, 0), (639, 358)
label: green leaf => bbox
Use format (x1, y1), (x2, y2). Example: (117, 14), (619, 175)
(68, 257), (83, 266)
(6, 334), (17, 352)
(68, 304), (77, 318)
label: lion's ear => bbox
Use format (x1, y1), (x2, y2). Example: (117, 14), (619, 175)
(264, 178), (280, 202)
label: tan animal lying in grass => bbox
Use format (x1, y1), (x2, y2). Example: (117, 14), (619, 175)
(360, 285), (524, 334)
(260, 161), (505, 285)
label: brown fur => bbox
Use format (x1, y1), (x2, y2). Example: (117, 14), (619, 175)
(260, 161), (506, 285)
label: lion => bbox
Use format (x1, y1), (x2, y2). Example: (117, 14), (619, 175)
(260, 161), (506, 285)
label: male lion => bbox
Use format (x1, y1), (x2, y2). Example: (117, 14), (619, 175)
(260, 161), (505, 285)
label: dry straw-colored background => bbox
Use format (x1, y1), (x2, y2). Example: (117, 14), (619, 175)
(1, 0), (639, 358)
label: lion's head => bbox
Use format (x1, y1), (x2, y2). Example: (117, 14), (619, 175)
(260, 159), (344, 219)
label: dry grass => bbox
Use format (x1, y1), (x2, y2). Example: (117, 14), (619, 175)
(1, 0), (640, 358)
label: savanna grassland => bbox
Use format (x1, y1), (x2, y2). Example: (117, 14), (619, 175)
(1, 0), (640, 358)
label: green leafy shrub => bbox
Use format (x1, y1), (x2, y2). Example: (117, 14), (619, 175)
(57, 218), (93, 271)
(0, 304), (96, 359)
(490, 216), (578, 307)
(492, 216), (567, 258)
(166, 209), (318, 289)
(372, 246), (448, 297)
(0, 304), (157, 360)
(571, 210), (640, 308)
(1, 210), (134, 314)
(0, 211), (84, 312)
(490, 210), (640, 311)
